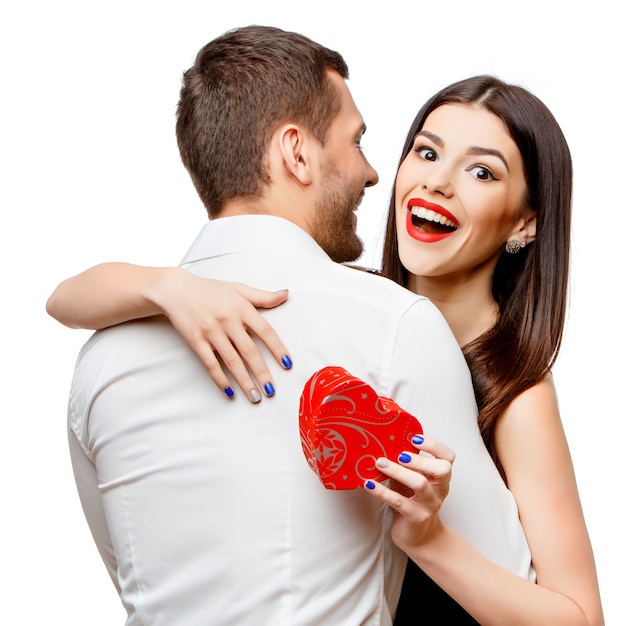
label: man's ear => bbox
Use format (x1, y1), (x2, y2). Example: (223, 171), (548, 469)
(509, 210), (537, 245)
(278, 125), (314, 185)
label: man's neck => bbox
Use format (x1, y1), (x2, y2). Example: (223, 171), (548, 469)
(216, 193), (314, 238)
(216, 198), (269, 219)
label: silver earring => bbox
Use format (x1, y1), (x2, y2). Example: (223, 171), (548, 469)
(505, 240), (526, 254)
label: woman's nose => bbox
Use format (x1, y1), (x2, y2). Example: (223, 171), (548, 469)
(422, 164), (453, 197)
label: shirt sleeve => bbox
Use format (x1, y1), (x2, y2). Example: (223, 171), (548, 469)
(385, 298), (534, 580)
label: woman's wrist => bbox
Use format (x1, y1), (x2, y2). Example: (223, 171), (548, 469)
(142, 266), (188, 318)
(396, 517), (449, 565)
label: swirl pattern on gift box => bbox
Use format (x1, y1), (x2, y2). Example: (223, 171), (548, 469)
(299, 366), (423, 490)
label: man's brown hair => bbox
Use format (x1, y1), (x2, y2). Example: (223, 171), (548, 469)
(176, 25), (349, 217)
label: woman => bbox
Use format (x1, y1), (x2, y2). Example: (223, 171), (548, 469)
(47, 76), (604, 624)
(363, 76), (604, 624)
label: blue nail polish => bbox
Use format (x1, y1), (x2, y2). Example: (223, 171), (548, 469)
(398, 452), (412, 463)
(264, 382), (275, 397)
(224, 387), (234, 398)
(411, 434), (424, 446)
(365, 480), (376, 490)
(282, 355), (293, 369)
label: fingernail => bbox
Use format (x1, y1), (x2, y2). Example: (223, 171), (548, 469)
(398, 453), (412, 463)
(264, 382), (275, 397)
(224, 387), (234, 398)
(250, 389), (262, 403)
(365, 480), (376, 490)
(282, 355), (293, 369)
(376, 458), (389, 468)
(411, 434), (424, 446)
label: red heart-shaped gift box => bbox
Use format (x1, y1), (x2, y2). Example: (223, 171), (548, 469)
(299, 366), (423, 490)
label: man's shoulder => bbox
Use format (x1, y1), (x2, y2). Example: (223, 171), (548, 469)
(76, 317), (185, 370)
(319, 261), (427, 306)
(188, 252), (426, 313)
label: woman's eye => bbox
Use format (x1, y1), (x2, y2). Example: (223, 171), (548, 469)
(468, 165), (497, 181)
(416, 147), (437, 162)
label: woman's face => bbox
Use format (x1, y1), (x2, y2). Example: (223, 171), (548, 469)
(395, 103), (531, 283)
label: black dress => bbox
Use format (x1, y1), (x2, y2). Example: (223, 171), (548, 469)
(393, 559), (480, 624)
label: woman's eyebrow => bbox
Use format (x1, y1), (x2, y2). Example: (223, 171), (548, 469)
(416, 130), (510, 172)
(467, 146), (509, 171)
(415, 129), (443, 147)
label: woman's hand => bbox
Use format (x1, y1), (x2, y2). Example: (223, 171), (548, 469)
(363, 435), (455, 550)
(148, 269), (293, 403)
(47, 263), (293, 403)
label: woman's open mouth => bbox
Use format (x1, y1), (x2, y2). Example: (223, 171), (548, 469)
(411, 205), (457, 234)
(406, 199), (458, 242)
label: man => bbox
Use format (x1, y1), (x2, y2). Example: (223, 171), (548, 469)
(68, 26), (531, 625)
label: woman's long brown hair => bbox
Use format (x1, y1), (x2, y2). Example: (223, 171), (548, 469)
(381, 76), (572, 476)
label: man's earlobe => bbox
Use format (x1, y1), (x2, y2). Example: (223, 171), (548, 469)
(279, 125), (313, 185)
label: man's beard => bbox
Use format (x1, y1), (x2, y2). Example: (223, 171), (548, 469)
(312, 161), (364, 264)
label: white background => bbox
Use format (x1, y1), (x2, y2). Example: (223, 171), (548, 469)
(2, 1), (623, 623)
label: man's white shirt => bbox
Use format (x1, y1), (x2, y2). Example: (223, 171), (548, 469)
(69, 215), (533, 625)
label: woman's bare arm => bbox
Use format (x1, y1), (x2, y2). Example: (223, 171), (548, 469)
(364, 376), (604, 624)
(47, 263), (292, 402)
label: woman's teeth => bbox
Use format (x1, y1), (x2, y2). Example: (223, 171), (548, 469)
(411, 206), (457, 233)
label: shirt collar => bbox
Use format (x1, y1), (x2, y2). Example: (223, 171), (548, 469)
(180, 215), (331, 266)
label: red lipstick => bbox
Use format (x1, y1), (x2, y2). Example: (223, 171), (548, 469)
(407, 198), (458, 223)
(405, 198), (458, 243)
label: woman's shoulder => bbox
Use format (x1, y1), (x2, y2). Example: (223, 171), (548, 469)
(500, 373), (559, 430)
(495, 372), (573, 484)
